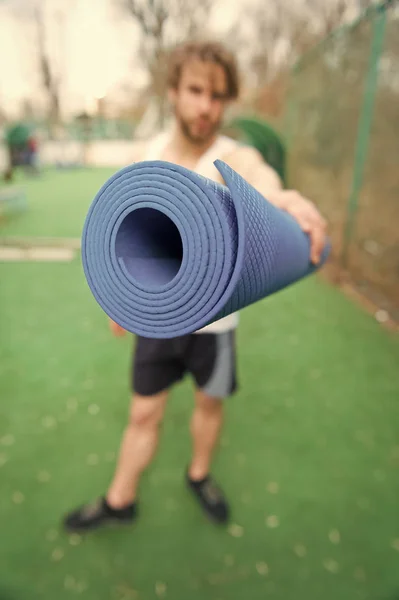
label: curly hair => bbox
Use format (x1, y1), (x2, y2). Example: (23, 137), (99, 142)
(167, 40), (240, 100)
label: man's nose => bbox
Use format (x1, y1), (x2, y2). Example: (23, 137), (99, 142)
(198, 93), (212, 113)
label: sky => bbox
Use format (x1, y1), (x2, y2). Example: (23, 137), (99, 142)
(0, 0), (368, 119)
(0, 0), (141, 116)
(0, 0), (247, 118)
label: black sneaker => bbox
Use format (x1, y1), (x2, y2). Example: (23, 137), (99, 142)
(63, 497), (137, 533)
(186, 472), (230, 524)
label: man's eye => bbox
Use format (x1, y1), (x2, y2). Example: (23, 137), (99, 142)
(189, 86), (201, 94)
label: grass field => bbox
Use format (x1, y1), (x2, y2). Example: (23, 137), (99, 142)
(1, 169), (398, 600)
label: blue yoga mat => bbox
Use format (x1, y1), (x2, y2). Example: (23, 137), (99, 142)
(82, 160), (329, 338)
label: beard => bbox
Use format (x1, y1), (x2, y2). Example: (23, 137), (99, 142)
(176, 111), (221, 144)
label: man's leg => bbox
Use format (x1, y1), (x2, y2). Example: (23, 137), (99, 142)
(185, 330), (237, 524)
(64, 391), (168, 532)
(107, 391), (168, 508)
(188, 389), (224, 481)
(63, 335), (184, 533)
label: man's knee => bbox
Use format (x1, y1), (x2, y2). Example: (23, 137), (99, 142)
(129, 392), (168, 429)
(195, 389), (223, 414)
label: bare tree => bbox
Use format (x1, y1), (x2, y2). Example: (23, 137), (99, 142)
(221, 0), (381, 121)
(4, 0), (68, 131)
(233, 0), (379, 90)
(34, 5), (61, 132)
(120, 0), (215, 127)
(303, 0), (352, 36)
(245, 3), (289, 87)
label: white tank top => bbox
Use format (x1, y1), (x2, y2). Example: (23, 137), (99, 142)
(143, 131), (240, 334)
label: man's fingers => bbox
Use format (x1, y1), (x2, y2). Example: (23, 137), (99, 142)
(281, 192), (327, 264)
(300, 220), (312, 233)
(297, 209), (327, 264)
(309, 225), (326, 265)
(109, 319), (126, 336)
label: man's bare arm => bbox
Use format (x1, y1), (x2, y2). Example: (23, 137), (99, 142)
(225, 146), (327, 265)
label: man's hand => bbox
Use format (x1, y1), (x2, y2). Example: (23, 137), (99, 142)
(225, 147), (328, 265)
(270, 189), (328, 265)
(109, 319), (127, 337)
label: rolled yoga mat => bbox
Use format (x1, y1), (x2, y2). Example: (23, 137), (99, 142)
(82, 160), (329, 338)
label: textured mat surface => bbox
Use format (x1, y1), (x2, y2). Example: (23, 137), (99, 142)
(82, 160), (329, 337)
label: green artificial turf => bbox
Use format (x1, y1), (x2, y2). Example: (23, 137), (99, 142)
(0, 167), (116, 239)
(1, 169), (398, 600)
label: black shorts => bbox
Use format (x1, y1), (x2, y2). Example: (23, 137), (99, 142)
(132, 331), (237, 398)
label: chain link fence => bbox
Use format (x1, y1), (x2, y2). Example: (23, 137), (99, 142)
(285, 0), (398, 320)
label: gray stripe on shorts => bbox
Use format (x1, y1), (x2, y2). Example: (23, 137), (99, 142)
(202, 331), (234, 399)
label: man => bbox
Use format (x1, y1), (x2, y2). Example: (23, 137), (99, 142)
(64, 41), (326, 532)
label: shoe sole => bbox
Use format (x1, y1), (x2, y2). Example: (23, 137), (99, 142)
(186, 484), (230, 525)
(64, 517), (135, 534)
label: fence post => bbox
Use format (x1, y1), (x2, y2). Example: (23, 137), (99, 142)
(341, 4), (387, 267)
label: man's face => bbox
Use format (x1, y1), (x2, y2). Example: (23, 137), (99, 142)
(169, 59), (230, 144)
